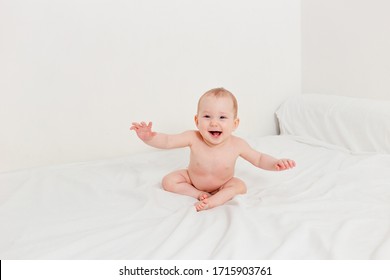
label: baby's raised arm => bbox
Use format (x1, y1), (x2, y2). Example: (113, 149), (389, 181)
(130, 121), (193, 149)
(238, 138), (296, 171)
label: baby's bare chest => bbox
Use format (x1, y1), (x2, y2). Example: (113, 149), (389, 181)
(189, 145), (239, 173)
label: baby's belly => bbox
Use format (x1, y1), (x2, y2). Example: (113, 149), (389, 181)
(188, 169), (233, 192)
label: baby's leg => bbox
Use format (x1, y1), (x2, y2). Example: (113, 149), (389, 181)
(195, 177), (247, 211)
(162, 169), (208, 199)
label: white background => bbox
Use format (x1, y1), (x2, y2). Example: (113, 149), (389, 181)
(0, 0), (300, 172)
(302, 0), (390, 100)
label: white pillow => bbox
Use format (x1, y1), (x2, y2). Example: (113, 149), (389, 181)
(276, 94), (390, 153)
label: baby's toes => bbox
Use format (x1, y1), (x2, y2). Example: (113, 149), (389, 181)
(195, 200), (208, 212)
(198, 192), (210, 201)
(195, 203), (202, 211)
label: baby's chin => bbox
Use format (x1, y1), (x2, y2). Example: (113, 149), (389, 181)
(202, 133), (230, 146)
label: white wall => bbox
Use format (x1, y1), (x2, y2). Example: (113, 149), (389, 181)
(302, 0), (390, 100)
(0, 0), (301, 172)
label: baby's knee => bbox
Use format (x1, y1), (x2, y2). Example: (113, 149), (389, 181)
(225, 178), (247, 195)
(161, 175), (174, 191)
(233, 178), (247, 195)
(237, 182), (247, 195)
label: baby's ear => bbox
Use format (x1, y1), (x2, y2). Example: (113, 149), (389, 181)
(233, 118), (240, 130)
(194, 115), (199, 127)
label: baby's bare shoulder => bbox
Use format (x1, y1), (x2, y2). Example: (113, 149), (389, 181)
(231, 135), (248, 146)
(230, 136), (252, 151)
(182, 130), (201, 143)
(184, 130), (199, 137)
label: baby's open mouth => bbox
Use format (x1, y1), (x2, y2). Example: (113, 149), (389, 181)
(209, 131), (222, 137)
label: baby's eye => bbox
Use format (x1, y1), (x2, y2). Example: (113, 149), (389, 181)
(220, 116), (227, 119)
(203, 115), (210, 118)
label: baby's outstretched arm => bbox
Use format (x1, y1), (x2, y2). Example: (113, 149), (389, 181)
(239, 138), (296, 171)
(130, 121), (193, 149)
(254, 153), (295, 171)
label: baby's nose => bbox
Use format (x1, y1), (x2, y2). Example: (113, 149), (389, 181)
(210, 119), (218, 126)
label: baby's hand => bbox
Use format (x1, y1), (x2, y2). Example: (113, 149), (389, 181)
(275, 159), (296, 171)
(130, 121), (157, 142)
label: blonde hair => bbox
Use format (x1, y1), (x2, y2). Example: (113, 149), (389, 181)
(197, 87), (238, 118)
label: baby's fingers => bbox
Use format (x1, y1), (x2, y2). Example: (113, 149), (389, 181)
(283, 159), (296, 169)
(276, 159), (296, 170)
(289, 160), (296, 168)
(139, 121), (154, 130)
(275, 162), (285, 170)
(130, 121), (151, 129)
(130, 122), (141, 130)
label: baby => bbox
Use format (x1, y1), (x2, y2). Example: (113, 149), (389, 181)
(131, 88), (296, 211)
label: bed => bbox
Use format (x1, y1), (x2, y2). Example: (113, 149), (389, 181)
(1, 94), (390, 259)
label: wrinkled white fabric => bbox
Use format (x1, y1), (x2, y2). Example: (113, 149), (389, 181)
(1, 135), (389, 259)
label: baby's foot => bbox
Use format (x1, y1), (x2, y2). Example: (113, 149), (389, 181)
(195, 199), (209, 212)
(198, 192), (210, 201)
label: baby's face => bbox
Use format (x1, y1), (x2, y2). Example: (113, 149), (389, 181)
(195, 95), (239, 146)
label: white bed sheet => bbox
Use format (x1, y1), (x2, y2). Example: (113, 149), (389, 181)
(1, 135), (390, 259)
